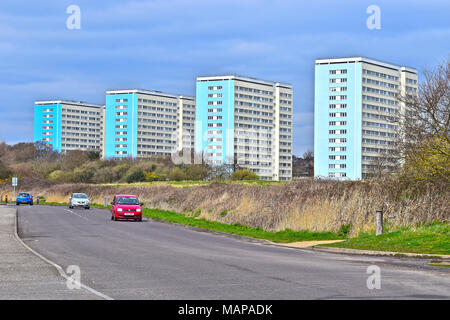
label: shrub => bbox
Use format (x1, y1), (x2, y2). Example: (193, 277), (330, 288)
(125, 168), (146, 183)
(168, 167), (187, 181)
(113, 163), (132, 181)
(185, 165), (208, 180)
(338, 224), (352, 238)
(231, 169), (259, 181)
(145, 171), (158, 182)
(61, 151), (89, 171)
(0, 161), (11, 179)
(72, 163), (96, 183)
(48, 170), (69, 183)
(92, 167), (115, 184)
(86, 151), (100, 160)
(32, 161), (60, 179)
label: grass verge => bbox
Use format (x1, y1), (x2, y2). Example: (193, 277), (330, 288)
(321, 222), (450, 255)
(429, 263), (450, 268)
(141, 208), (341, 243)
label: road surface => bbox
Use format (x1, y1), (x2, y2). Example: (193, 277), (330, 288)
(17, 205), (450, 299)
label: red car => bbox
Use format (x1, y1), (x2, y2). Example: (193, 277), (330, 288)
(110, 195), (143, 222)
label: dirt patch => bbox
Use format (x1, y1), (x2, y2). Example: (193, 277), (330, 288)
(274, 240), (346, 248)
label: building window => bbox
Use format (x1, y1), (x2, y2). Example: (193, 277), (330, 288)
(208, 93), (222, 98)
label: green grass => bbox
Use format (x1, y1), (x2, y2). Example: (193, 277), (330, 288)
(141, 208), (341, 243)
(322, 222), (450, 255)
(429, 263), (450, 268)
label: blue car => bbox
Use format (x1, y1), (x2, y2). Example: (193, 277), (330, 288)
(16, 192), (33, 205)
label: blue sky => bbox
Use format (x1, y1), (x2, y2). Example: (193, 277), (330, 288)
(0, 0), (449, 156)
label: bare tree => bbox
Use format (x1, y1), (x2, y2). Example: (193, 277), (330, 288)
(395, 60), (449, 183)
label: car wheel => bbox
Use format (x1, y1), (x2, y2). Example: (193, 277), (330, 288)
(30, 203), (33, 206)
(85, 206), (90, 210)
(138, 218), (142, 222)
(16, 203), (19, 206)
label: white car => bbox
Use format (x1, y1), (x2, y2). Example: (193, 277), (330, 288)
(69, 193), (90, 209)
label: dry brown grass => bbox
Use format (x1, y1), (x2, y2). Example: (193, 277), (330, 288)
(5, 179), (448, 236)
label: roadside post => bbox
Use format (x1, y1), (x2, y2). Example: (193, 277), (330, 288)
(104, 197), (107, 207)
(12, 177), (18, 203)
(376, 210), (383, 235)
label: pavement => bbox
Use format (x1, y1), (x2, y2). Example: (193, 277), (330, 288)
(310, 245), (450, 260)
(0, 205), (101, 299)
(10, 204), (450, 299)
(275, 240), (346, 248)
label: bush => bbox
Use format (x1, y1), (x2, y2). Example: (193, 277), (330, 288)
(230, 169), (259, 181)
(33, 161), (60, 179)
(145, 171), (158, 182)
(61, 151), (89, 171)
(113, 163), (132, 181)
(338, 224), (352, 238)
(125, 168), (146, 183)
(86, 151), (100, 160)
(168, 167), (187, 181)
(0, 161), (11, 179)
(48, 170), (69, 183)
(185, 165), (208, 180)
(72, 163), (97, 183)
(92, 167), (115, 184)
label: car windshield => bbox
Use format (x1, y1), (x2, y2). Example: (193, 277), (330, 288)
(117, 196), (139, 205)
(19, 193), (30, 197)
(73, 193), (88, 199)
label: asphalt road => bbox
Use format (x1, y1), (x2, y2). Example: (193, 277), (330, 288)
(0, 206), (100, 299)
(17, 205), (450, 300)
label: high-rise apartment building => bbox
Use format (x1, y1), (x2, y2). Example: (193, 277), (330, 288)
(195, 75), (293, 181)
(314, 57), (418, 180)
(33, 100), (105, 153)
(104, 89), (195, 158)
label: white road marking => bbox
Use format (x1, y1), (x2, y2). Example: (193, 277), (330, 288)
(15, 208), (113, 300)
(64, 208), (89, 221)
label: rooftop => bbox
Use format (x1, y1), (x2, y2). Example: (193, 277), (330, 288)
(196, 74), (293, 89)
(35, 100), (104, 108)
(106, 89), (195, 100)
(315, 57), (417, 73)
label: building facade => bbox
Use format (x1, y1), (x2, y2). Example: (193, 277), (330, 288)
(34, 100), (105, 153)
(104, 89), (195, 159)
(195, 75), (293, 181)
(314, 57), (418, 180)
